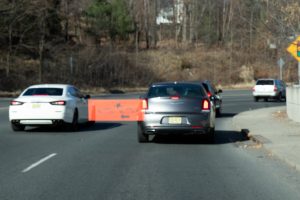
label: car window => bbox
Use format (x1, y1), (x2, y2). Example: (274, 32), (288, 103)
(202, 82), (215, 95)
(202, 83), (209, 93)
(68, 87), (83, 98)
(256, 80), (274, 85)
(23, 88), (63, 96)
(148, 85), (204, 98)
(74, 88), (84, 98)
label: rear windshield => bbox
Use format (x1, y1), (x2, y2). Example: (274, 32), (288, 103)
(256, 80), (274, 85)
(148, 84), (204, 98)
(23, 88), (63, 96)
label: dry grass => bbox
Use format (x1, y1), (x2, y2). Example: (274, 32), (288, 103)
(272, 110), (288, 121)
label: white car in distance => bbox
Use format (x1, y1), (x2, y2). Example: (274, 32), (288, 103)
(9, 84), (91, 131)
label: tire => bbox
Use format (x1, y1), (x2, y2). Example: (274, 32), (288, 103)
(283, 96), (286, 102)
(11, 123), (25, 131)
(207, 127), (215, 143)
(277, 93), (283, 102)
(254, 97), (258, 102)
(87, 121), (95, 126)
(137, 123), (148, 143)
(66, 110), (79, 131)
(264, 98), (268, 102)
(216, 108), (221, 117)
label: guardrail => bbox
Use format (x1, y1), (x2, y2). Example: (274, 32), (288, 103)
(287, 85), (300, 122)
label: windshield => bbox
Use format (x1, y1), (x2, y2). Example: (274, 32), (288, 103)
(256, 80), (274, 85)
(148, 84), (204, 98)
(23, 88), (63, 96)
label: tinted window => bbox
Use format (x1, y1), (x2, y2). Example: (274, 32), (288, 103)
(256, 80), (274, 85)
(68, 87), (83, 98)
(23, 88), (63, 96)
(202, 82), (216, 95)
(148, 84), (204, 98)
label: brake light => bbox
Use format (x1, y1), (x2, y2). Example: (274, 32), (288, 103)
(50, 101), (66, 105)
(202, 99), (210, 111)
(192, 126), (203, 129)
(252, 87), (255, 92)
(274, 86), (278, 92)
(142, 99), (148, 110)
(207, 92), (212, 98)
(171, 96), (180, 100)
(10, 101), (24, 106)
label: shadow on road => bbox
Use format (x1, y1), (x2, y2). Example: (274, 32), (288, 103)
(22, 122), (123, 133)
(151, 130), (248, 145)
(214, 130), (249, 144)
(218, 113), (237, 118)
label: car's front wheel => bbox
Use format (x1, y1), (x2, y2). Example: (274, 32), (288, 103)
(137, 123), (148, 143)
(66, 110), (79, 131)
(11, 123), (25, 131)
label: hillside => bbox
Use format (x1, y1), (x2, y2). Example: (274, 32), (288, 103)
(0, 0), (299, 92)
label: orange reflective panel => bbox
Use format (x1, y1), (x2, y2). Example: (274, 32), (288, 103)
(88, 99), (145, 122)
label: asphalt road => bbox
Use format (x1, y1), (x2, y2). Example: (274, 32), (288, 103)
(1, 90), (300, 200)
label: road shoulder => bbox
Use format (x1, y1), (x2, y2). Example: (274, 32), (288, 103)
(233, 106), (300, 170)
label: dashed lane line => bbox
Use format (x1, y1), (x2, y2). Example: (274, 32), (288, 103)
(22, 153), (57, 173)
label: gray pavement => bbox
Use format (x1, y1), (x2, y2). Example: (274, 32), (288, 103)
(233, 106), (300, 170)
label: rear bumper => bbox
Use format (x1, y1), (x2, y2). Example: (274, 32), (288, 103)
(11, 119), (65, 126)
(253, 91), (278, 97)
(141, 112), (212, 135)
(9, 107), (70, 123)
(142, 125), (210, 135)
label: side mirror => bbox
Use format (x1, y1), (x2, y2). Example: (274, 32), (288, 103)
(85, 95), (91, 99)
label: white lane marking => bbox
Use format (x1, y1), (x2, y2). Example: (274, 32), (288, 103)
(22, 153), (57, 173)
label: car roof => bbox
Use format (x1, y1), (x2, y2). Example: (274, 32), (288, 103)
(150, 81), (203, 87)
(256, 78), (283, 81)
(26, 84), (74, 89)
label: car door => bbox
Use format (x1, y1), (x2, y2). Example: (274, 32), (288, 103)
(279, 80), (286, 97)
(69, 87), (88, 122)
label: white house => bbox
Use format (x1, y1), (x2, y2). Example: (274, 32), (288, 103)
(156, 0), (183, 25)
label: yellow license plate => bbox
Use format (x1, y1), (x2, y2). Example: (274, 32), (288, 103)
(32, 103), (41, 109)
(168, 117), (182, 124)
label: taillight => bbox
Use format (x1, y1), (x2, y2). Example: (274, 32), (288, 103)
(202, 99), (210, 111)
(274, 86), (278, 91)
(142, 99), (148, 110)
(10, 101), (24, 106)
(171, 96), (180, 100)
(50, 101), (66, 105)
(252, 87), (255, 92)
(207, 92), (212, 98)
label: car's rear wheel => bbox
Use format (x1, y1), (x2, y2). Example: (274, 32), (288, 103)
(264, 98), (268, 102)
(216, 108), (221, 117)
(137, 123), (148, 143)
(207, 127), (215, 143)
(254, 97), (259, 102)
(11, 123), (25, 131)
(277, 93), (283, 102)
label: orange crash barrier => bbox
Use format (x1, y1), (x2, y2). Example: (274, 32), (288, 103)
(88, 99), (145, 122)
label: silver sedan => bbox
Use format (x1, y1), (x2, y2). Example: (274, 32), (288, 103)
(138, 82), (216, 143)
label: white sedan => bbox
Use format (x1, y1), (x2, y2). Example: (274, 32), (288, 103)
(9, 84), (90, 131)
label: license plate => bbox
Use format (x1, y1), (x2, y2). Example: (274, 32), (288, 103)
(168, 117), (182, 124)
(32, 103), (41, 109)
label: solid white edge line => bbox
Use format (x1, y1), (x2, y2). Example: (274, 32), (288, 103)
(22, 153), (57, 173)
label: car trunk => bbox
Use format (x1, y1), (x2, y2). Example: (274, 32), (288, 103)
(147, 97), (204, 114)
